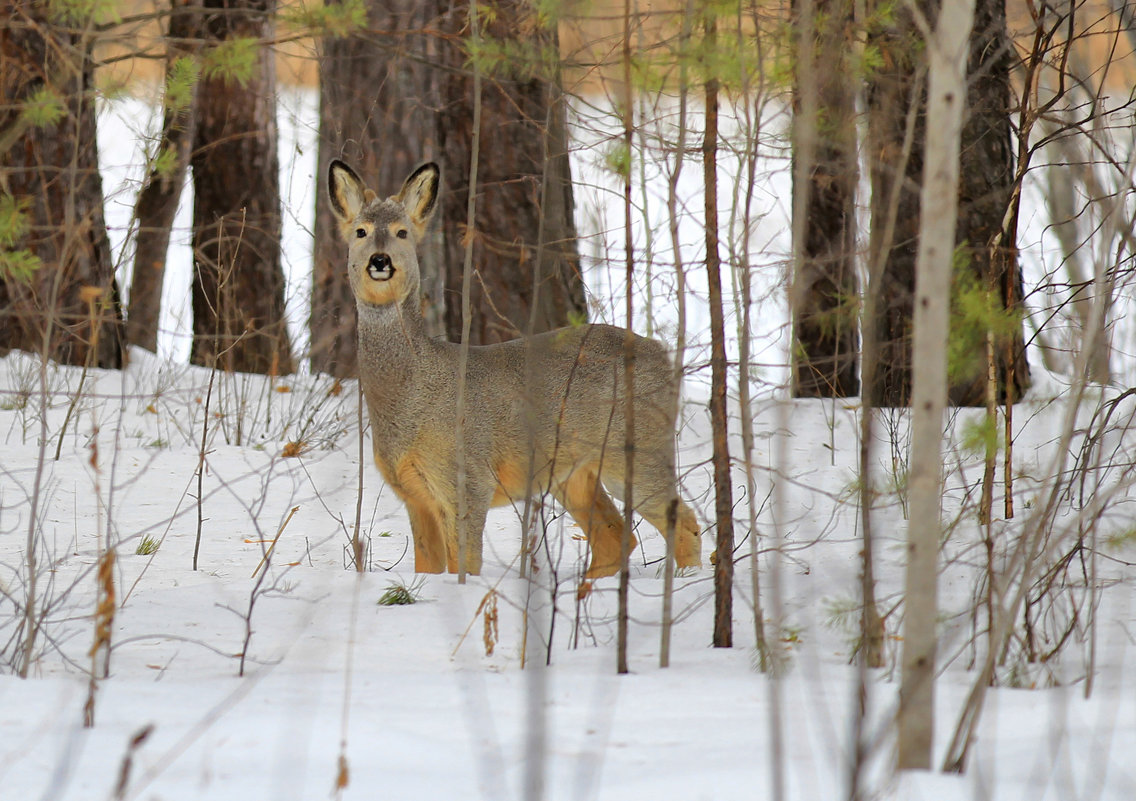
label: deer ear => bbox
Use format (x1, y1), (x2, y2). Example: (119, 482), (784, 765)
(397, 162), (440, 237)
(328, 160), (367, 225)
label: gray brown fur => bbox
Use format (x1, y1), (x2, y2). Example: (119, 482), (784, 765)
(328, 160), (701, 577)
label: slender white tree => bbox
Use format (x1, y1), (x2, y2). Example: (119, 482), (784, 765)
(897, 0), (976, 771)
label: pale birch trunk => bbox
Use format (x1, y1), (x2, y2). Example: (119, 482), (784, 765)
(897, 0), (976, 771)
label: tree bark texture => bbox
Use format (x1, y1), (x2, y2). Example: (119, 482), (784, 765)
(190, 0), (293, 375)
(865, 0), (925, 407)
(0, 1), (124, 368)
(791, 0), (860, 398)
(126, 0), (199, 354)
(436, 0), (586, 345)
(867, 0), (1029, 407)
(312, 0), (443, 376)
(949, 0), (1030, 405)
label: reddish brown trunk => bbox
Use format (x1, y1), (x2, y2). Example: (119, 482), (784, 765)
(0, 2), (124, 367)
(436, 0), (585, 345)
(311, 0), (443, 376)
(190, 0), (293, 375)
(705, 19), (733, 650)
(126, 0), (199, 354)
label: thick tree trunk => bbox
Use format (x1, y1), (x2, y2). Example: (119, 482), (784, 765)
(949, 0), (1030, 405)
(865, 0), (925, 407)
(311, 0), (442, 376)
(436, 0), (586, 345)
(126, 0), (199, 354)
(190, 0), (293, 375)
(0, 1), (124, 368)
(791, 0), (859, 398)
(867, 0), (1029, 407)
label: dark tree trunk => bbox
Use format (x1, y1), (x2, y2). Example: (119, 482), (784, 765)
(865, 0), (925, 407)
(436, 0), (586, 345)
(126, 0), (199, 354)
(190, 0), (293, 375)
(311, 0), (443, 377)
(949, 0), (1030, 405)
(791, 0), (860, 398)
(0, 1), (124, 368)
(866, 0), (1028, 407)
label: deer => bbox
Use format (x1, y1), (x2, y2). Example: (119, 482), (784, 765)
(327, 159), (701, 579)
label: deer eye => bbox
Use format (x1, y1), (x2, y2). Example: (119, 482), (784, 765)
(396, 229), (408, 240)
(355, 228), (367, 239)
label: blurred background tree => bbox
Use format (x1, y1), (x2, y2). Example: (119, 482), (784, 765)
(0, 0), (125, 368)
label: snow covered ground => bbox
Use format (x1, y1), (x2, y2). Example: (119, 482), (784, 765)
(1, 346), (1134, 800)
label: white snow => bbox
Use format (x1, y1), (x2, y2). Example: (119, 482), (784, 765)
(2, 347), (1134, 799)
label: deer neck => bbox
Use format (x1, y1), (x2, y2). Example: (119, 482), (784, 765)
(355, 296), (437, 411)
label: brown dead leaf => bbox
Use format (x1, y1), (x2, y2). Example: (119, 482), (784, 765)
(282, 441), (306, 458)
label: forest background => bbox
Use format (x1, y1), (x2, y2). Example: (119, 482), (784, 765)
(3, 0), (1136, 798)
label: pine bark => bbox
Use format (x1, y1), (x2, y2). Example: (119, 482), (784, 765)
(0, 1), (124, 367)
(791, 0), (859, 398)
(436, 0), (586, 345)
(126, 0), (199, 354)
(867, 0), (1029, 407)
(190, 0), (293, 375)
(865, 0), (925, 407)
(311, 0), (442, 376)
(949, 0), (1030, 405)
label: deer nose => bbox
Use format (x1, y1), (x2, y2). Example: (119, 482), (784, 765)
(366, 253), (394, 281)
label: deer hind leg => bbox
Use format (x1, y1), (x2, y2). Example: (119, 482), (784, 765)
(608, 454), (702, 570)
(637, 496), (701, 570)
(555, 465), (635, 579)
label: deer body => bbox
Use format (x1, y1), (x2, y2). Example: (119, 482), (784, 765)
(330, 160), (701, 576)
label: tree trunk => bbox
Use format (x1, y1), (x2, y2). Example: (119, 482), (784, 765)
(898, 0), (975, 770)
(791, 0), (859, 398)
(867, 0), (1029, 407)
(190, 0), (293, 375)
(0, 1), (124, 368)
(126, 0), (199, 354)
(865, 0), (925, 407)
(435, 0), (586, 345)
(704, 15), (733, 650)
(311, 0), (442, 376)
(948, 0), (1030, 405)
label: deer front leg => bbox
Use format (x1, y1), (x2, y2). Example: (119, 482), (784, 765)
(396, 461), (448, 573)
(404, 495), (447, 573)
(443, 501), (487, 576)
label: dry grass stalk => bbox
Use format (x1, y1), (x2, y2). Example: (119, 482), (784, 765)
(482, 589), (499, 657)
(84, 547), (117, 727)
